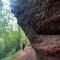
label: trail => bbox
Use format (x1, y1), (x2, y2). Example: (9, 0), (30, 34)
(12, 47), (37, 60)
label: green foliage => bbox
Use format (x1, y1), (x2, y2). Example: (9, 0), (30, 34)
(0, 0), (30, 60)
(2, 51), (16, 60)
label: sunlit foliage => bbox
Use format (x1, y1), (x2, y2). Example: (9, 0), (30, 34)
(0, 0), (29, 60)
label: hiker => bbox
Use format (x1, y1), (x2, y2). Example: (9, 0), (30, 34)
(22, 43), (25, 50)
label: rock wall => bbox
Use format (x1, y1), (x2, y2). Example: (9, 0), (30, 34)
(10, 0), (60, 60)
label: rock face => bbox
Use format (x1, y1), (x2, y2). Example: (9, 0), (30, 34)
(10, 0), (60, 60)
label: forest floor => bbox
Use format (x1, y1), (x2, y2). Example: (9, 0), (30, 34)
(12, 46), (37, 60)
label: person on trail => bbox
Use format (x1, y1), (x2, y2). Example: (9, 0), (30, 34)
(22, 43), (25, 50)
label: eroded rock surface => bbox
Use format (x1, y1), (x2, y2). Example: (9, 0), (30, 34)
(10, 0), (60, 60)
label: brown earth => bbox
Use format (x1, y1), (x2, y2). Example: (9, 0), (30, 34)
(12, 47), (37, 60)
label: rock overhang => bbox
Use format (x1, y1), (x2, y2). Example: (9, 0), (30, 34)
(9, 0), (60, 59)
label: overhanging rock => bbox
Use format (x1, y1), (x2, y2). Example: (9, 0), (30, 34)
(10, 0), (60, 60)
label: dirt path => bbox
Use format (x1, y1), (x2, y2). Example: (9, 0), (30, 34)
(12, 47), (37, 60)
